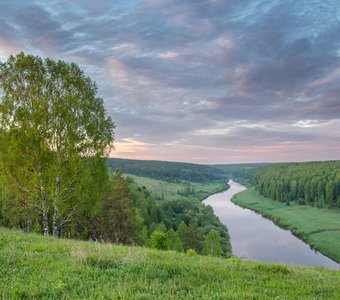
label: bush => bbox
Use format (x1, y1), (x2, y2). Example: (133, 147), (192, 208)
(150, 231), (169, 250)
(186, 249), (197, 256)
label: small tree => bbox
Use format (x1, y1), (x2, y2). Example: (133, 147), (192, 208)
(167, 228), (183, 252)
(185, 221), (204, 253)
(150, 231), (169, 250)
(100, 171), (144, 244)
(202, 229), (223, 257)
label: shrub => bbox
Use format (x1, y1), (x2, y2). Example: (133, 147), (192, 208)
(186, 249), (197, 256)
(150, 231), (169, 250)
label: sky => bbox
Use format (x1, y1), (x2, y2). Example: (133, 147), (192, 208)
(0, 0), (340, 164)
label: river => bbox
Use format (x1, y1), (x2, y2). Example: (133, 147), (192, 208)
(203, 180), (339, 270)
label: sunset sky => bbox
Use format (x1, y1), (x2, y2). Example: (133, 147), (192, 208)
(1, 0), (339, 163)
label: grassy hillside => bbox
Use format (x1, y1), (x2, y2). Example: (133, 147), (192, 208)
(233, 187), (340, 262)
(1, 228), (340, 299)
(126, 174), (228, 202)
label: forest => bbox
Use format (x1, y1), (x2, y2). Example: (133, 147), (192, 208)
(212, 163), (267, 185)
(108, 158), (225, 183)
(254, 161), (340, 208)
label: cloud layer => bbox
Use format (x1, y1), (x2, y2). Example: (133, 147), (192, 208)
(1, 0), (340, 163)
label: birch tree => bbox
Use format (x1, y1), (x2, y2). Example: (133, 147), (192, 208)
(0, 53), (114, 236)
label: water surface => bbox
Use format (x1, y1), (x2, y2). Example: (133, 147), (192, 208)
(203, 180), (339, 270)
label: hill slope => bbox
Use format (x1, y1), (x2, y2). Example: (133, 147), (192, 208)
(126, 174), (228, 202)
(107, 158), (225, 182)
(0, 228), (339, 299)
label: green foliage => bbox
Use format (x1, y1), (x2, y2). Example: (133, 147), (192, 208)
(108, 158), (225, 182)
(167, 228), (184, 252)
(254, 161), (340, 208)
(150, 231), (169, 250)
(212, 163), (268, 184)
(171, 220), (205, 253)
(2, 228), (340, 299)
(177, 220), (188, 239)
(186, 248), (197, 256)
(90, 173), (162, 246)
(163, 201), (231, 256)
(203, 229), (223, 257)
(126, 177), (164, 236)
(184, 221), (205, 253)
(125, 174), (231, 256)
(99, 171), (144, 244)
(0, 53), (114, 237)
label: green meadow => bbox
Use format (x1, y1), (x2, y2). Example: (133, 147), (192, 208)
(233, 187), (340, 262)
(1, 227), (339, 299)
(125, 174), (228, 202)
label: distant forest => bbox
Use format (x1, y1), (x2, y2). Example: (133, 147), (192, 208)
(254, 161), (340, 208)
(107, 158), (225, 182)
(107, 158), (265, 183)
(212, 163), (268, 184)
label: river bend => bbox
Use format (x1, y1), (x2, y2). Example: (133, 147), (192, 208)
(203, 180), (339, 270)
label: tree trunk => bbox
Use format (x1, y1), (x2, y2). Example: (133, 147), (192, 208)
(52, 206), (59, 237)
(41, 187), (49, 236)
(89, 224), (97, 241)
(53, 175), (60, 238)
(42, 210), (49, 236)
(23, 219), (32, 233)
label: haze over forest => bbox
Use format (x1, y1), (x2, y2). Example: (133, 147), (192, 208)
(1, 0), (339, 163)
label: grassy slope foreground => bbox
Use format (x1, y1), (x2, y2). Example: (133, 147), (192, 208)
(233, 187), (340, 262)
(1, 228), (340, 299)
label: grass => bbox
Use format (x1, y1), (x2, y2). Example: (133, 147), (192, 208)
(126, 174), (229, 202)
(1, 227), (340, 299)
(233, 187), (340, 263)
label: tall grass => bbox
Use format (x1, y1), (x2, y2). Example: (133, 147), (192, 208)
(0, 227), (339, 299)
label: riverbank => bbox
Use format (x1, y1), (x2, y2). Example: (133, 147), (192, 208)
(1, 227), (340, 299)
(232, 187), (340, 263)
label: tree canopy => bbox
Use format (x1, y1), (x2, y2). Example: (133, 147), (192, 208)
(254, 161), (340, 208)
(202, 229), (223, 257)
(0, 53), (115, 236)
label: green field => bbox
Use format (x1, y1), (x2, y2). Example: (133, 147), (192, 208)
(126, 174), (228, 202)
(1, 227), (339, 299)
(233, 187), (340, 262)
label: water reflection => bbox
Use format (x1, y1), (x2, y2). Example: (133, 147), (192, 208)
(204, 180), (339, 270)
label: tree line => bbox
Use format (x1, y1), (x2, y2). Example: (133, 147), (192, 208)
(254, 161), (340, 208)
(98, 172), (230, 257)
(108, 158), (225, 183)
(0, 53), (227, 257)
